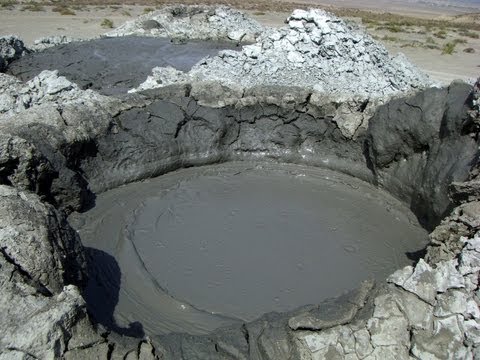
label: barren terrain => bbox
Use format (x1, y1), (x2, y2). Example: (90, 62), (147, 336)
(0, 2), (479, 83)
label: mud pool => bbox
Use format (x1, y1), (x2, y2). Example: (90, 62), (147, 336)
(69, 162), (428, 336)
(6, 36), (237, 95)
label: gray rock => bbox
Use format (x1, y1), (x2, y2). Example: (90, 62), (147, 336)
(296, 329), (345, 359)
(64, 342), (110, 360)
(388, 259), (437, 304)
(0, 185), (86, 293)
(411, 315), (469, 359)
(427, 189), (480, 263)
(451, 178), (480, 203)
(288, 280), (374, 330)
(135, 9), (431, 102)
(106, 5), (263, 44)
(0, 133), (54, 194)
(68, 316), (106, 350)
(0, 70), (106, 117)
(367, 315), (409, 347)
(132, 66), (189, 94)
(0, 284), (87, 359)
(0, 35), (29, 72)
(433, 260), (465, 292)
(353, 329), (374, 358)
(0, 72), (125, 212)
(434, 289), (469, 317)
(394, 288), (434, 330)
(459, 235), (480, 276)
(371, 292), (404, 319)
(142, 19), (162, 30)
(456, 201), (480, 228)
(365, 345), (410, 360)
(464, 319), (480, 346)
(31, 35), (78, 51)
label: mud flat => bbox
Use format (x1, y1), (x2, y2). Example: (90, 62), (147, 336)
(70, 162), (428, 335)
(6, 36), (237, 95)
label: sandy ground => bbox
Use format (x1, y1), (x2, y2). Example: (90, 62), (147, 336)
(285, 0), (480, 17)
(0, 5), (479, 85)
(384, 43), (480, 84)
(0, 6), (147, 44)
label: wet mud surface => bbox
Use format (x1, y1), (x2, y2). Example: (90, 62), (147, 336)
(70, 162), (428, 336)
(6, 36), (237, 95)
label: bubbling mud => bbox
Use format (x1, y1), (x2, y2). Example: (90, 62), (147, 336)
(70, 162), (428, 336)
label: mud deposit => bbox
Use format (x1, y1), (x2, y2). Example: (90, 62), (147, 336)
(6, 36), (236, 95)
(70, 162), (428, 336)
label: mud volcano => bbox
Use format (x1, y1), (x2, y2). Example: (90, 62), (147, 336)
(2, 7), (480, 359)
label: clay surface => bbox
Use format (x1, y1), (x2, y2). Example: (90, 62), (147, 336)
(6, 36), (236, 95)
(70, 162), (427, 334)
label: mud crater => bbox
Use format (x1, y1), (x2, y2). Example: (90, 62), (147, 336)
(3, 34), (477, 350)
(69, 162), (427, 335)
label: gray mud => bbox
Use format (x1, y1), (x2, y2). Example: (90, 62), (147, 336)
(70, 162), (428, 336)
(6, 36), (237, 95)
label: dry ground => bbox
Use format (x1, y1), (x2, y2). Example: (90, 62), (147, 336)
(0, 0), (479, 84)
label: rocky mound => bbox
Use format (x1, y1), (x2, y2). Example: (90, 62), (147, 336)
(135, 9), (431, 100)
(31, 35), (79, 51)
(105, 5), (264, 43)
(0, 35), (29, 72)
(0, 70), (107, 117)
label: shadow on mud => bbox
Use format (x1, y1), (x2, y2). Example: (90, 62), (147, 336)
(83, 247), (145, 338)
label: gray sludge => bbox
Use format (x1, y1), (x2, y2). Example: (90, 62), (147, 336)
(70, 162), (428, 336)
(6, 36), (238, 95)
(1, 76), (480, 359)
